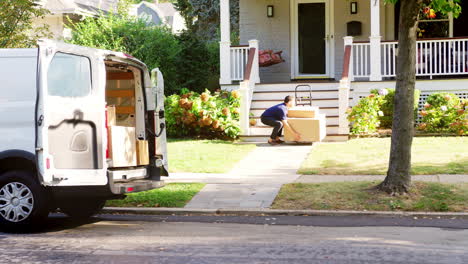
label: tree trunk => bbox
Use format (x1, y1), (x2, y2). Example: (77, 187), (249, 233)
(378, 0), (422, 194)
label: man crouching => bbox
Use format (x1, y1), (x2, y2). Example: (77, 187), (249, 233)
(260, 96), (301, 145)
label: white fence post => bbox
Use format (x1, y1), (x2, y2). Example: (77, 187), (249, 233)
(219, 0), (231, 85)
(239, 81), (250, 135)
(248, 39), (260, 84)
(338, 79), (350, 135)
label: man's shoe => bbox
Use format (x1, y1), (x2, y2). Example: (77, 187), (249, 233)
(268, 140), (279, 146)
(276, 139), (285, 144)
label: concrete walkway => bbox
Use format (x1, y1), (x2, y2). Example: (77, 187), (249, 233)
(166, 143), (313, 209)
(165, 143), (467, 209)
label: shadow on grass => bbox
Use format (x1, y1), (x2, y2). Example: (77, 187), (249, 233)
(168, 138), (236, 145)
(300, 157), (468, 175)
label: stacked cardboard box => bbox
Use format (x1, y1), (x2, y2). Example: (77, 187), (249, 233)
(284, 106), (326, 143)
(107, 105), (149, 167)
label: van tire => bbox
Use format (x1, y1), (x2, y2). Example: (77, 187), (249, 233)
(0, 171), (49, 231)
(60, 198), (106, 219)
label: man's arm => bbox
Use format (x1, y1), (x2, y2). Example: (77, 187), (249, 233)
(282, 120), (301, 141)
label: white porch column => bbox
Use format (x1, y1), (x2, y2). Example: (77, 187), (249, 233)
(369, 0), (382, 81)
(248, 39), (260, 83)
(219, 0), (232, 85)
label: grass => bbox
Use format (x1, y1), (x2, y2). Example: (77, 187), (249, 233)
(106, 183), (205, 208)
(168, 139), (256, 173)
(272, 182), (468, 212)
(299, 137), (468, 175)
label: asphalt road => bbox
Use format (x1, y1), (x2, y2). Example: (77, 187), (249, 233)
(1, 214), (468, 264)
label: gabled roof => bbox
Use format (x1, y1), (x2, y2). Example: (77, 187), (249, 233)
(156, 2), (177, 18)
(41, 0), (118, 16)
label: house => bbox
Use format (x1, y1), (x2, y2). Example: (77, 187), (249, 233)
(218, 0), (468, 141)
(129, 1), (186, 34)
(35, 0), (119, 39)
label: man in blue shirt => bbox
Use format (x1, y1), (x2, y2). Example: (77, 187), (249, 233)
(261, 96), (301, 145)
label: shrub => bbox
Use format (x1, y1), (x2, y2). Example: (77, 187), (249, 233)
(165, 89), (241, 139)
(418, 93), (468, 135)
(175, 32), (215, 94)
(347, 94), (385, 135)
(370, 88), (421, 128)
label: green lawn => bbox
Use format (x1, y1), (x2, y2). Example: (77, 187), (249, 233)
(106, 183), (205, 208)
(272, 182), (468, 212)
(299, 137), (468, 175)
(168, 139), (256, 173)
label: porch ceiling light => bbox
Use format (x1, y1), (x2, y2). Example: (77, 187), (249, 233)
(267, 5), (274, 18)
(351, 2), (358, 14)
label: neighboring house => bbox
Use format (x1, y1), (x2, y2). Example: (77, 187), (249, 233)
(35, 0), (119, 39)
(218, 0), (468, 141)
(129, 1), (186, 34)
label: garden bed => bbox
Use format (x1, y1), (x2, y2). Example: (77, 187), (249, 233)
(272, 182), (468, 212)
(299, 137), (468, 175)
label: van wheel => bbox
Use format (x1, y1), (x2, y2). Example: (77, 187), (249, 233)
(0, 171), (49, 230)
(60, 198), (106, 219)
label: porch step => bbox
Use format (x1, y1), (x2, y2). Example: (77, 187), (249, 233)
(251, 98), (348, 109)
(240, 134), (349, 143)
(253, 90), (340, 100)
(250, 107), (339, 117)
(249, 126), (341, 135)
(254, 82), (340, 92)
(251, 115), (339, 126)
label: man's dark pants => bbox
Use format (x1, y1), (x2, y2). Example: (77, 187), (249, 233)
(261, 116), (283, 140)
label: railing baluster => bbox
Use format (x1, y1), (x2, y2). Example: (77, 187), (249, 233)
(458, 41), (461, 73)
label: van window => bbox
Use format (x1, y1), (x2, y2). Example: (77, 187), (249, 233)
(47, 53), (91, 97)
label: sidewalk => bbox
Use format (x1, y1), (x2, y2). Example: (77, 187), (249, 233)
(166, 143), (313, 209)
(164, 142), (467, 210)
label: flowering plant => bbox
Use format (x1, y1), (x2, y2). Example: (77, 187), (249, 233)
(347, 94), (385, 135)
(165, 89), (241, 138)
(418, 93), (467, 135)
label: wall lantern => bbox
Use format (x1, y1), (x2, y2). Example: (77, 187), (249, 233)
(350, 2), (358, 14)
(267, 5), (274, 18)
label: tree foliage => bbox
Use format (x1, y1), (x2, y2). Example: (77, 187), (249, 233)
(174, 0), (239, 40)
(0, 0), (52, 48)
(66, 2), (182, 95)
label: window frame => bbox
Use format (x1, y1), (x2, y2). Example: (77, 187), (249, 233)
(46, 52), (93, 98)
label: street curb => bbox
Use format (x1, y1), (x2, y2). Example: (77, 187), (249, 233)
(102, 207), (468, 218)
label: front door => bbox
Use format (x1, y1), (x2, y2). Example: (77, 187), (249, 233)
(292, 0), (333, 78)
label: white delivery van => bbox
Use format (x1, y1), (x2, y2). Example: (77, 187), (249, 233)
(0, 40), (169, 229)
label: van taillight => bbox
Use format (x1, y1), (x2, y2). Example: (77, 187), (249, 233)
(46, 158), (51, 170)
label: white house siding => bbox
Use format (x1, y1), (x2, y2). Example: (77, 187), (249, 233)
(239, 0), (395, 82)
(333, 0), (394, 79)
(240, 0), (291, 83)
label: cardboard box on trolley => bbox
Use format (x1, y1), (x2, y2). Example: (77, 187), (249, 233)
(284, 114), (327, 142)
(288, 106), (318, 118)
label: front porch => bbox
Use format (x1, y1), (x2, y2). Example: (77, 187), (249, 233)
(218, 0), (468, 140)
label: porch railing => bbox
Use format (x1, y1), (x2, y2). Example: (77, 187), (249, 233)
(230, 45), (250, 81)
(239, 47), (258, 135)
(352, 37), (468, 79)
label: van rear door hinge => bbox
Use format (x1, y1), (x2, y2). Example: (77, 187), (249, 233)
(37, 115), (44, 126)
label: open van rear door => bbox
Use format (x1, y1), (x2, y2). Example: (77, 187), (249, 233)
(150, 68), (169, 176)
(36, 40), (107, 186)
